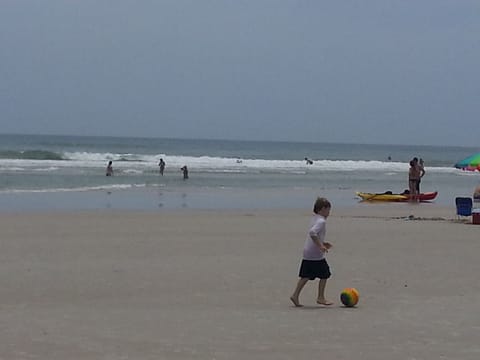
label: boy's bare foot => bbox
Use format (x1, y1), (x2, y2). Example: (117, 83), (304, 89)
(316, 299), (334, 306)
(290, 296), (303, 307)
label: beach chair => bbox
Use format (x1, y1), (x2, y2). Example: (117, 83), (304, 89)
(455, 197), (473, 219)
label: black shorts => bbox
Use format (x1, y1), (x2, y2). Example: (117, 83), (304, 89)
(299, 259), (331, 280)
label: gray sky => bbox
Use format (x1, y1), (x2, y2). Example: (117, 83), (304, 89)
(1, 0), (479, 146)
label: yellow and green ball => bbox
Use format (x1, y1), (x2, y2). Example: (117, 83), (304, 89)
(340, 288), (359, 307)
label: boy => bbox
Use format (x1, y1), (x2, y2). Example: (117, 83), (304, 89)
(290, 197), (333, 307)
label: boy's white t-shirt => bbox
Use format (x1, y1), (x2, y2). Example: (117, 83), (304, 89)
(303, 214), (326, 260)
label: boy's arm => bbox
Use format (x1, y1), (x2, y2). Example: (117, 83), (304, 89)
(309, 233), (329, 252)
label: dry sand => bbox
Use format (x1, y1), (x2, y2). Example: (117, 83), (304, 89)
(1, 204), (480, 359)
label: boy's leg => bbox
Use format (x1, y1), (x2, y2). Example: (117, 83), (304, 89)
(290, 278), (308, 307)
(316, 279), (333, 305)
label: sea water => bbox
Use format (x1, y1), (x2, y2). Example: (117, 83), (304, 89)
(0, 134), (478, 211)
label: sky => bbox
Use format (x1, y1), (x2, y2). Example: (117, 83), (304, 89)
(1, 0), (479, 146)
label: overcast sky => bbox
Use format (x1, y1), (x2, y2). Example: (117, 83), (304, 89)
(1, 0), (479, 146)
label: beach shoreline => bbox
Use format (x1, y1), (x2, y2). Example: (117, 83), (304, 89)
(1, 205), (479, 359)
(0, 183), (467, 213)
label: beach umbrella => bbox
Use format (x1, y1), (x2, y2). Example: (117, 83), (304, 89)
(454, 152), (480, 171)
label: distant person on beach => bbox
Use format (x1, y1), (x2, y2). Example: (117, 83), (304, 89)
(159, 158), (166, 176)
(415, 157), (426, 193)
(408, 160), (419, 201)
(304, 157), (313, 165)
(106, 161), (113, 176)
(290, 197), (333, 307)
(181, 165), (189, 180)
(474, 184), (480, 202)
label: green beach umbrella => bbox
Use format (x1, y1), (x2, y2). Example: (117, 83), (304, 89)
(454, 152), (480, 171)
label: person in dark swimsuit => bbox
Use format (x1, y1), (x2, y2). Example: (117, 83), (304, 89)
(159, 158), (166, 176)
(106, 161), (113, 176)
(181, 165), (189, 180)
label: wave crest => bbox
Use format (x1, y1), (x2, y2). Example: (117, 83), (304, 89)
(0, 150), (64, 160)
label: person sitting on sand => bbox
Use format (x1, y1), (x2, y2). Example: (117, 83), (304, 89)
(290, 197), (334, 307)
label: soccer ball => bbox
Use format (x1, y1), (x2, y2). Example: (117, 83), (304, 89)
(340, 288), (359, 307)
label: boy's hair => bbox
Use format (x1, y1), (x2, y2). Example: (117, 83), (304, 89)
(313, 197), (331, 214)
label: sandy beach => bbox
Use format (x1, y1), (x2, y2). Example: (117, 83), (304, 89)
(1, 204), (480, 359)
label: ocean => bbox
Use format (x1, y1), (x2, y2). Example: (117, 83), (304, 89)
(1, 134), (479, 211)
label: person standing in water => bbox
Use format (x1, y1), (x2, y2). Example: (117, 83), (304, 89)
(159, 158), (166, 176)
(106, 161), (114, 176)
(181, 165), (189, 180)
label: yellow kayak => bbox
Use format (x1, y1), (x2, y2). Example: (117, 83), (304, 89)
(356, 191), (438, 202)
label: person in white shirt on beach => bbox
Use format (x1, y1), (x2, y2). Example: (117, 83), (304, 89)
(290, 197), (333, 307)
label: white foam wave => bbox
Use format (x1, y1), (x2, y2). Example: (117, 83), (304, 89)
(0, 153), (462, 174)
(33, 167), (60, 172)
(0, 166), (25, 171)
(0, 184), (141, 194)
(64, 151), (120, 162)
(122, 169), (144, 174)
